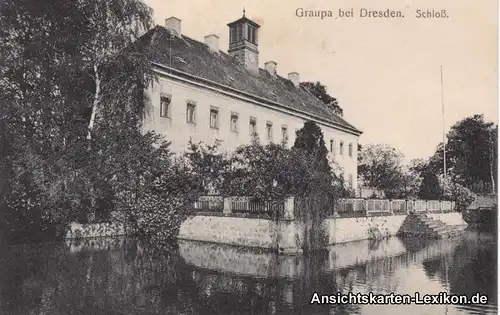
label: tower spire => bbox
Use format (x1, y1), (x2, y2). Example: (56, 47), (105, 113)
(243, 7), (246, 17)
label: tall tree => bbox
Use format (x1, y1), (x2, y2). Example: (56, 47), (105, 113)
(418, 170), (442, 200)
(291, 121), (336, 198)
(0, 0), (154, 242)
(1, 0), (93, 241)
(293, 121), (331, 175)
(408, 158), (428, 176)
(300, 81), (343, 116)
(358, 144), (405, 197)
(79, 0), (153, 139)
(429, 114), (497, 193)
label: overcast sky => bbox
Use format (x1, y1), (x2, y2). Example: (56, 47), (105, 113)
(145, 0), (498, 162)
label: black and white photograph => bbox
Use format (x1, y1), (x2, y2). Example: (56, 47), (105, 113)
(0, 0), (498, 314)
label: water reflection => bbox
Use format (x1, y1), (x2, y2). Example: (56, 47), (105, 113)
(0, 230), (496, 315)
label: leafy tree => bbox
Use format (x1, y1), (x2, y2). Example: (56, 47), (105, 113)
(358, 144), (405, 197)
(328, 160), (356, 198)
(429, 115), (497, 194)
(222, 138), (294, 201)
(130, 145), (203, 243)
(336, 173), (357, 198)
(0, 0), (155, 242)
(438, 175), (476, 211)
(1, 0), (91, 241)
(293, 121), (331, 176)
(391, 174), (418, 200)
(418, 170), (442, 200)
(408, 158), (428, 175)
(77, 0), (154, 139)
(184, 140), (230, 195)
(292, 120), (338, 251)
(220, 121), (342, 201)
(300, 81), (343, 116)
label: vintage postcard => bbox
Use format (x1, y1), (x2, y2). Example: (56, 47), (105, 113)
(0, 0), (497, 314)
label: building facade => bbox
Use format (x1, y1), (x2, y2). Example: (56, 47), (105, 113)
(140, 14), (362, 191)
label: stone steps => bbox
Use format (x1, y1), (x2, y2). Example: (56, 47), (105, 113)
(398, 214), (465, 239)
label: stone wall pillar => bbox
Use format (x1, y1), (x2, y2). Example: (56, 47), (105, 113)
(283, 197), (295, 220)
(223, 197), (232, 214)
(332, 207), (340, 217)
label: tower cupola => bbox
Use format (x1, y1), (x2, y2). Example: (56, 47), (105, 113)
(227, 10), (260, 73)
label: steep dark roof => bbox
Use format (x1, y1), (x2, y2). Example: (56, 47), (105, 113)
(138, 25), (362, 135)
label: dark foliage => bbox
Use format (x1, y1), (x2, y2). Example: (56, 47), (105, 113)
(418, 170), (443, 200)
(300, 81), (344, 117)
(0, 0), (155, 243)
(429, 114), (497, 194)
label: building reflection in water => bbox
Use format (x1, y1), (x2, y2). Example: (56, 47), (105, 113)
(0, 229), (496, 315)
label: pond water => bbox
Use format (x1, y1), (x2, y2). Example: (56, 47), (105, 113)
(0, 229), (496, 315)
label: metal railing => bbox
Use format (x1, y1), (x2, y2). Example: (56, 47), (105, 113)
(335, 198), (455, 217)
(194, 196), (456, 218)
(194, 195), (224, 212)
(194, 196), (286, 216)
(231, 198), (284, 214)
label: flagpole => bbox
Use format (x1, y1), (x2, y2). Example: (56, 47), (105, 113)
(441, 65), (447, 182)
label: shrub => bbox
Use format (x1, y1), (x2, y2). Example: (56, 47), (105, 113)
(130, 157), (202, 243)
(438, 175), (477, 211)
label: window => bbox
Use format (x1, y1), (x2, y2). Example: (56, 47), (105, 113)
(349, 143), (353, 157)
(209, 107), (219, 129)
(247, 25), (257, 44)
(249, 117), (257, 136)
(281, 126), (288, 144)
(236, 24), (243, 41)
(340, 141), (344, 155)
(160, 94), (171, 118)
(186, 102), (196, 123)
(230, 27), (236, 43)
(230, 113), (239, 133)
(266, 122), (273, 140)
(330, 139), (334, 153)
(348, 174), (353, 188)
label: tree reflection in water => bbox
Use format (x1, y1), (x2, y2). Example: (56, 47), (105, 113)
(0, 230), (496, 315)
(422, 231), (497, 305)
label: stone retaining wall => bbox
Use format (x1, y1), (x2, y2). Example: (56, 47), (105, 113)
(428, 212), (468, 228)
(178, 214), (304, 254)
(323, 215), (407, 244)
(178, 212), (467, 253)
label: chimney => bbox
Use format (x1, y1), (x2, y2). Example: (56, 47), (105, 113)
(204, 34), (219, 53)
(165, 17), (181, 37)
(288, 72), (300, 87)
(265, 61), (277, 77)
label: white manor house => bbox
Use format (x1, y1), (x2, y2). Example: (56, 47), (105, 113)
(137, 13), (363, 192)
